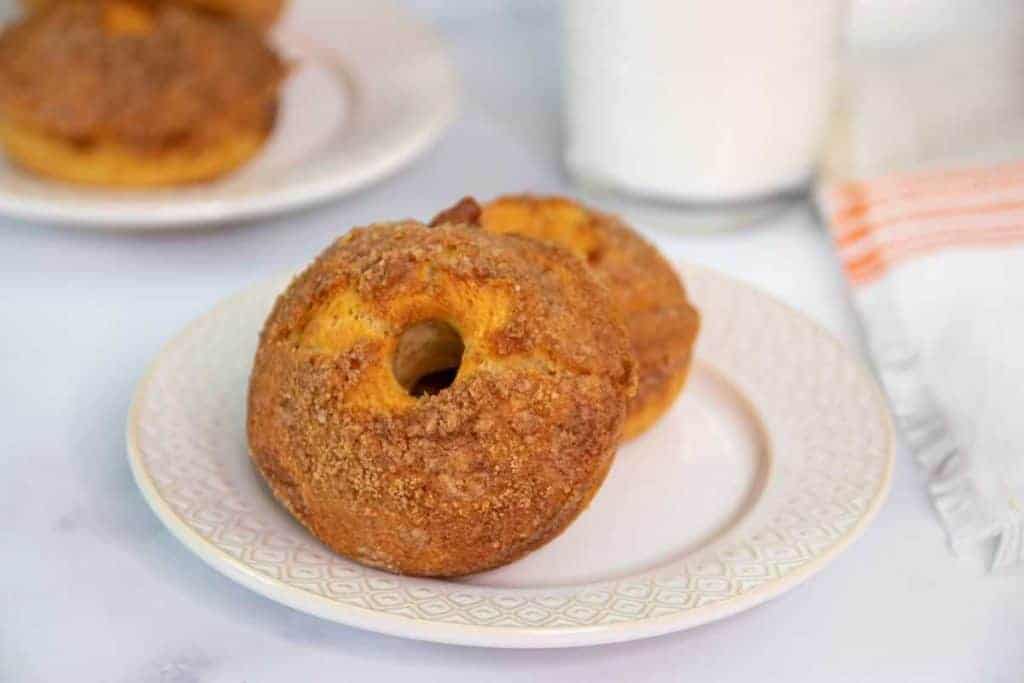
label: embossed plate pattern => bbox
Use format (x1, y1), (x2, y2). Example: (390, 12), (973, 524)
(127, 264), (894, 647)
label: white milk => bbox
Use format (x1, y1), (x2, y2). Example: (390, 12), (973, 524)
(564, 0), (847, 202)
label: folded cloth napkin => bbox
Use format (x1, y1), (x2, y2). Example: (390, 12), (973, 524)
(819, 162), (1024, 571)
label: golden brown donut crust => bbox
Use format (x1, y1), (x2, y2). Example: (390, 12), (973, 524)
(477, 195), (701, 440)
(177, 0), (284, 28)
(248, 222), (637, 577)
(22, 0), (285, 29)
(0, 0), (285, 152)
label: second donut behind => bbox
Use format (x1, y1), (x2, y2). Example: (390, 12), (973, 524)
(434, 195), (700, 441)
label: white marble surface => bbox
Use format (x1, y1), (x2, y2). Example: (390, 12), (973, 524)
(1, 3), (1021, 681)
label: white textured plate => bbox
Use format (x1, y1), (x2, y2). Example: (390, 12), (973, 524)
(127, 264), (893, 648)
(0, 0), (457, 229)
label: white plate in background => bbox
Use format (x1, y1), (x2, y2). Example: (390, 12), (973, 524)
(127, 264), (893, 648)
(0, 0), (457, 229)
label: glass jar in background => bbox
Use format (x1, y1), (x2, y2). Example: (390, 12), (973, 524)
(563, 0), (848, 231)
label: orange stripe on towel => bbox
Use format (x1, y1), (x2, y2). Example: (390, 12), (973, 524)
(829, 161), (1024, 244)
(831, 161), (1024, 207)
(842, 224), (1024, 286)
(835, 198), (1024, 249)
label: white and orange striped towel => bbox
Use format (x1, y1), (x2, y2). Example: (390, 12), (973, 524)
(819, 162), (1024, 571)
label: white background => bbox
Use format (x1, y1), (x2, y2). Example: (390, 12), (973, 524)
(1, 1), (1021, 681)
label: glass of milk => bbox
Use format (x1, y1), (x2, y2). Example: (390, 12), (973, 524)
(563, 0), (848, 230)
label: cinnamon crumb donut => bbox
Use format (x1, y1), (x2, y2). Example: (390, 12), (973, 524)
(247, 221), (637, 577)
(468, 195), (700, 440)
(0, 0), (285, 186)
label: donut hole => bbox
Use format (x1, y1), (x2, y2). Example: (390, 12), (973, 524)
(68, 136), (98, 153)
(393, 320), (465, 397)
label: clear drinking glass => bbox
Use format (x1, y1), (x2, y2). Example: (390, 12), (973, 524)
(563, 0), (848, 231)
